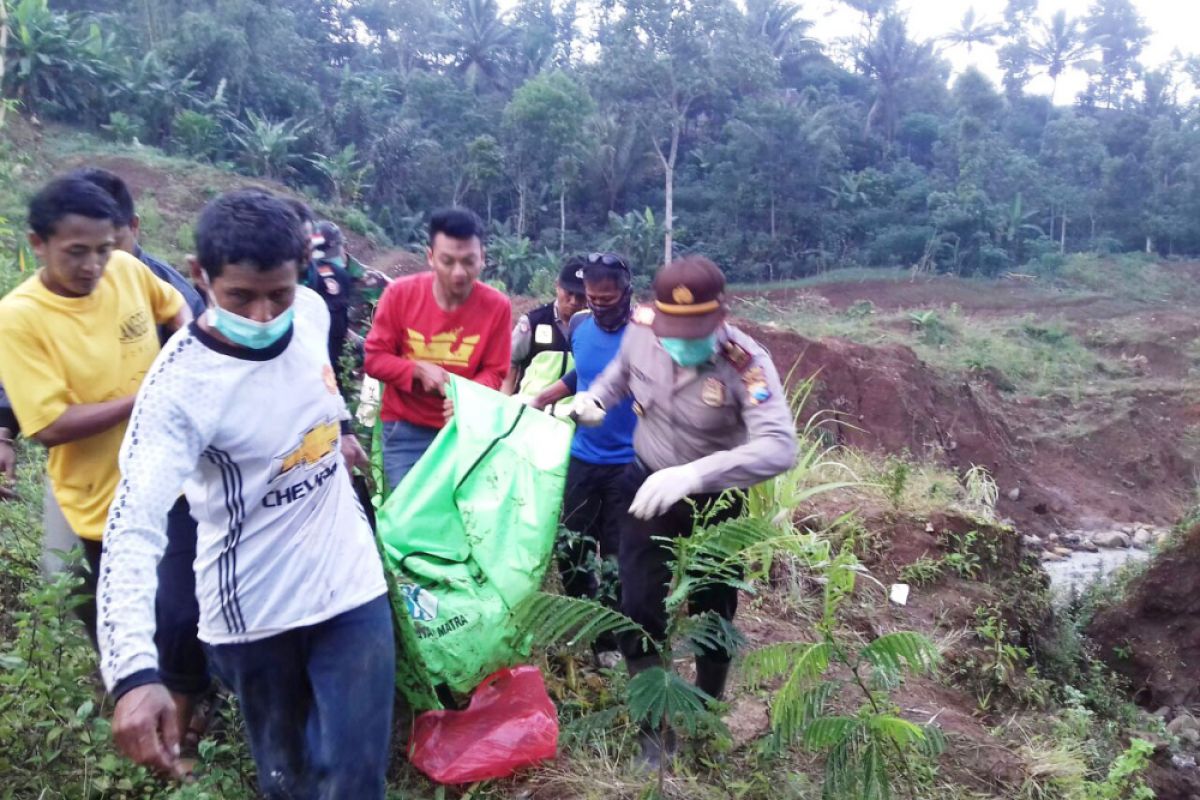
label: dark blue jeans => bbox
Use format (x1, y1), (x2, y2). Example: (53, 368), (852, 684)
(204, 595), (395, 800)
(381, 420), (439, 494)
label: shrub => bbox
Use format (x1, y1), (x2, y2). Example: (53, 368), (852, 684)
(172, 109), (224, 161)
(866, 224), (935, 267)
(101, 111), (142, 143)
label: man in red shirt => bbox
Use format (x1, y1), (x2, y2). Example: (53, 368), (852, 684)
(365, 208), (511, 493)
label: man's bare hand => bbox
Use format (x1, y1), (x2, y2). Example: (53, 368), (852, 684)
(412, 361), (448, 395)
(443, 395), (455, 423)
(0, 429), (16, 501)
(113, 683), (187, 779)
(340, 433), (369, 473)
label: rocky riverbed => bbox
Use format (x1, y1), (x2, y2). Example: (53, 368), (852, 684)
(1028, 522), (1169, 598)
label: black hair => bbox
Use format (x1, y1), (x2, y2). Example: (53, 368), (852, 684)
(582, 252), (632, 290)
(67, 167), (135, 227)
(28, 176), (121, 240)
(561, 254), (588, 273)
(196, 190), (308, 278)
(429, 207), (485, 245)
(284, 197), (315, 226)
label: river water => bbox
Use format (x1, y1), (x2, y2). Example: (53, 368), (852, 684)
(1041, 548), (1151, 600)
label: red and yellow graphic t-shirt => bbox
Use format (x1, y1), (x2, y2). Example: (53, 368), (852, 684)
(364, 272), (511, 429)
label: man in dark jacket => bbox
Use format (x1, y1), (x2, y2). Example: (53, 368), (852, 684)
(503, 257), (587, 401)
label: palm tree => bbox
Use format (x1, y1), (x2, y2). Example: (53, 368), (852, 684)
(745, 0), (815, 61)
(858, 14), (937, 144)
(942, 7), (1002, 54)
(841, 0), (895, 31)
(437, 0), (518, 91)
(1023, 10), (1095, 104)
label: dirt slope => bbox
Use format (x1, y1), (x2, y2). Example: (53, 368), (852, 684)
(1088, 524), (1200, 709)
(736, 268), (1200, 535)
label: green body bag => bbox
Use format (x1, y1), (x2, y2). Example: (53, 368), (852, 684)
(376, 376), (572, 709)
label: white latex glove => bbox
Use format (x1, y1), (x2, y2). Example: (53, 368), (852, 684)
(629, 464), (702, 520)
(570, 392), (607, 428)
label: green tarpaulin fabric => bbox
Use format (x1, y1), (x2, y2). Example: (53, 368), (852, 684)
(376, 376), (572, 709)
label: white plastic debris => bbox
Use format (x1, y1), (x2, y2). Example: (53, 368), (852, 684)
(889, 583), (910, 606)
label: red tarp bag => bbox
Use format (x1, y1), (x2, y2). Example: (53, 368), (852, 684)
(408, 665), (559, 784)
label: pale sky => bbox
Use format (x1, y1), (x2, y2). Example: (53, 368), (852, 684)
(807, 0), (1198, 102)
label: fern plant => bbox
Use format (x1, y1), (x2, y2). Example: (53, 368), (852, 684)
(512, 511), (845, 792)
(743, 541), (945, 799)
(511, 379), (942, 796)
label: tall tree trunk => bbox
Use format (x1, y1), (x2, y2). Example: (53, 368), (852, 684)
(516, 183), (527, 237)
(663, 164), (674, 266)
(1060, 215), (1067, 255)
(1145, 235), (1153, 254)
(769, 190), (777, 240)
(559, 186), (566, 254)
(651, 115), (684, 267)
(486, 193), (493, 225)
(142, 0), (157, 47)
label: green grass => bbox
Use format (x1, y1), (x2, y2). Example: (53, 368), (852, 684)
(731, 295), (898, 344)
(728, 266), (920, 292)
(739, 289), (1120, 399)
(912, 313), (1118, 399)
(1, 119), (390, 268)
(1053, 252), (1196, 304)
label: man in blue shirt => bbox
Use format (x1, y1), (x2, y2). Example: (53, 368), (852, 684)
(533, 252), (637, 664)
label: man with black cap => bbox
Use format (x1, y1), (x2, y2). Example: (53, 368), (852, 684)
(503, 256), (587, 401)
(574, 254), (797, 766)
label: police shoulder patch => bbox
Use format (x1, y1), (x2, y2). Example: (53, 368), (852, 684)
(721, 340), (752, 372)
(632, 305), (656, 326)
(742, 365), (772, 406)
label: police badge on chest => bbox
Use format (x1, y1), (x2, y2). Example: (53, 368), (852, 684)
(701, 377), (725, 407)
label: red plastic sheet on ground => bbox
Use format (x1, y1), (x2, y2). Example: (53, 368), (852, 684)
(408, 665), (559, 784)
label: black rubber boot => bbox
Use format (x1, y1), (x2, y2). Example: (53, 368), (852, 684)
(695, 657), (730, 703)
(627, 655), (678, 771)
(635, 723), (678, 772)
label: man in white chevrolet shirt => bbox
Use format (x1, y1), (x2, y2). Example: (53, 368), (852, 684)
(97, 190), (392, 798)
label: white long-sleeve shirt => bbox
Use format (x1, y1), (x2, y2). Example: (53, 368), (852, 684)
(98, 287), (386, 694)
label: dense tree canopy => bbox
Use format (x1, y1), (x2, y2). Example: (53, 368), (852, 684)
(5, 0), (1200, 288)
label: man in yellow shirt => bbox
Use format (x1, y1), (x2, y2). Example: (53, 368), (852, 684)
(0, 176), (189, 640)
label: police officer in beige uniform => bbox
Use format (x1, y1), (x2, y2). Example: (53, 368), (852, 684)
(574, 255), (797, 764)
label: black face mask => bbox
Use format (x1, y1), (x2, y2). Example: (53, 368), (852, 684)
(590, 286), (633, 332)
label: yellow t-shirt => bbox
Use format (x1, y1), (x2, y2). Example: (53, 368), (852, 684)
(0, 250), (184, 540)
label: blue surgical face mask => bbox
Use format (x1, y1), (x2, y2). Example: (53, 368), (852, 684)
(660, 333), (718, 367)
(206, 292), (294, 350)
